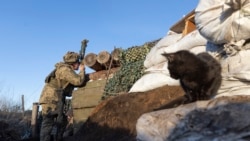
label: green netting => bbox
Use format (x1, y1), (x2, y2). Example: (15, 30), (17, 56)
(102, 39), (160, 100)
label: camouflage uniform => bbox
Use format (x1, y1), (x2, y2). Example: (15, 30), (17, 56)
(39, 52), (85, 141)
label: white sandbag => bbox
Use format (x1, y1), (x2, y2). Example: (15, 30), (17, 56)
(155, 32), (183, 49)
(189, 45), (206, 54)
(144, 30), (207, 68)
(206, 42), (250, 97)
(162, 30), (207, 54)
(216, 49), (250, 97)
(130, 46), (206, 93)
(224, 50), (250, 74)
(131, 31), (207, 93)
(143, 61), (168, 73)
(129, 71), (180, 93)
(136, 101), (208, 141)
(144, 47), (169, 69)
(216, 78), (250, 97)
(144, 33), (182, 68)
(136, 96), (250, 141)
(195, 0), (250, 44)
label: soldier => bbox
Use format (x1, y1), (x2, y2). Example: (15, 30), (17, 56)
(39, 51), (85, 141)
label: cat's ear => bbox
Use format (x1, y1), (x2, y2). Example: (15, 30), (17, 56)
(162, 53), (174, 62)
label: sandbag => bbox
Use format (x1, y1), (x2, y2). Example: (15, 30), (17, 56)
(195, 0), (250, 44)
(136, 95), (250, 141)
(130, 45), (206, 93)
(131, 61), (179, 93)
(134, 30), (206, 93)
(162, 30), (207, 54)
(144, 30), (206, 68)
(216, 49), (250, 97)
(189, 45), (206, 54)
(205, 42), (250, 97)
(144, 33), (182, 68)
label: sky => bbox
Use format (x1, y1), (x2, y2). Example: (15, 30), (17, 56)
(0, 0), (199, 110)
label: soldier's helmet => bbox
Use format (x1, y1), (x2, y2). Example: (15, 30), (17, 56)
(63, 51), (80, 64)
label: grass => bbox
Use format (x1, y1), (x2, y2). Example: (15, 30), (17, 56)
(0, 96), (32, 140)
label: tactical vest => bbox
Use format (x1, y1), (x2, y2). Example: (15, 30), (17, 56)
(45, 63), (70, 90)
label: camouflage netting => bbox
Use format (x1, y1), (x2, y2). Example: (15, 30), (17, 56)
(102, 39), (160, 100)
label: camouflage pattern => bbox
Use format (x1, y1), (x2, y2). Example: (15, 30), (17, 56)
(39, 62), (85, 104)
(39, 61), (85, 141)
(40, 103), (64, 141)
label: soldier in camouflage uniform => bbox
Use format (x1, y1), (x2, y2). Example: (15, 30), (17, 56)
(39, 51), (85, 141)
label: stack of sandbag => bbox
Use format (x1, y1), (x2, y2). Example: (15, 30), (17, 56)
(129, 30), (207, 93)
(135, 0), (250, 140)
(195, 0), (250, 97)
(195, 0), (250, 44)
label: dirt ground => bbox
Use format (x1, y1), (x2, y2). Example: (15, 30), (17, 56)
(0, 85), (184, 141)
(65, 85), (184, 141)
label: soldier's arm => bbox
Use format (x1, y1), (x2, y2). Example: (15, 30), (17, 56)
(59, 67), (85, 86)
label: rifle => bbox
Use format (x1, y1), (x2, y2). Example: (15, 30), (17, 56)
(79, 39), (89, 64)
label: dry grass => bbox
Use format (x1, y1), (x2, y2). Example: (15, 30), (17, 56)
(0, 97), (32, 141)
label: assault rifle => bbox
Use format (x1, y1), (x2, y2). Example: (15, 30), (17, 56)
(79, 39), (89, 64)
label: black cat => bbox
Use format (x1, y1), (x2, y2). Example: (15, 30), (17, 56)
(162, 50), (222, 102)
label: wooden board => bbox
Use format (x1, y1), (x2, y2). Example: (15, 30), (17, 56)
(169, 9), (196, 36)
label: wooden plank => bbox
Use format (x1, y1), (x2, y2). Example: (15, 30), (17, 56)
(169, 9), (195, 34)
(182, 17), (196, 36)
(73, 107), (95, 134)
(72, 79), (106, 109)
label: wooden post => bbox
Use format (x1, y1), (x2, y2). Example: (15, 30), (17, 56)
(21, 95), (25, 117)
(31, 102), (39, 138)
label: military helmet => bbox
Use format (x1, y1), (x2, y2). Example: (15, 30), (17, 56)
(63, 51), (80, 64)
